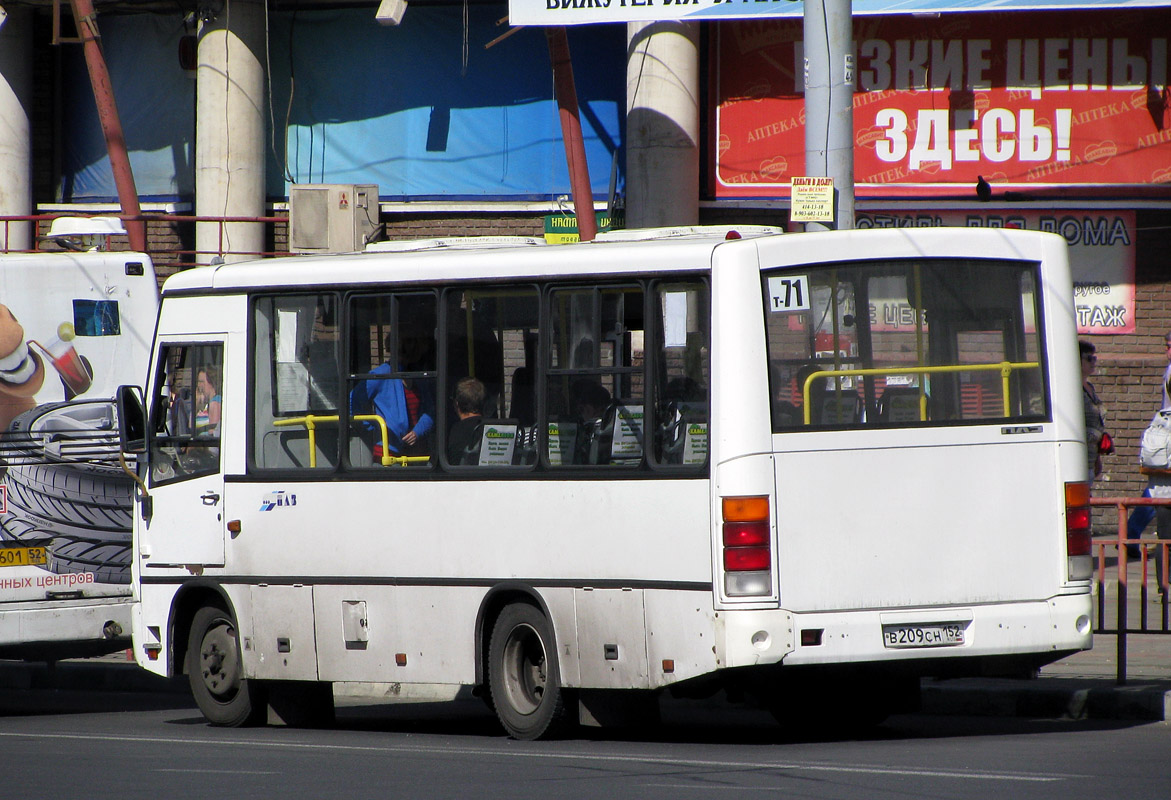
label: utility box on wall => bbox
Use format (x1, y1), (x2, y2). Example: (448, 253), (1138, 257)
(289, 184), (380, 253)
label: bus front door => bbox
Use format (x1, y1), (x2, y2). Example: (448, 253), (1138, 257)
(140, 340), (227, 568)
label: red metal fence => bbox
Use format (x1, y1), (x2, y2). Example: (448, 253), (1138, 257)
(1090, 496), (1171, 684)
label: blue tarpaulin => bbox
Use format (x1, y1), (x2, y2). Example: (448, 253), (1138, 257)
(60, 7), (625, 203)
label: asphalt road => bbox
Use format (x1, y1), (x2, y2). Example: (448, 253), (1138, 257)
(1, 687), (1169, 800)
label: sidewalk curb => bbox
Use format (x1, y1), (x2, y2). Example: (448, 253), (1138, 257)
(921, 678), (1171, 722)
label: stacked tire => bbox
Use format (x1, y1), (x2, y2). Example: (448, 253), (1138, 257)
(0, 402), (133, 584)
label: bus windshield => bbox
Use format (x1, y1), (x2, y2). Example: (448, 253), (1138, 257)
(764, 258), (1045, 429)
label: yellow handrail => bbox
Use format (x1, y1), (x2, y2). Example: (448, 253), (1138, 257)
(801, 361), (1040, 425)
(272, 413), (428, 467)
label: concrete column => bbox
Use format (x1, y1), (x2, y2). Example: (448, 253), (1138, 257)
(625, 22), (699, 230)
(196, 0), (266, 263)
(0, 7), (33, 251)
(803, 0), (855, 231)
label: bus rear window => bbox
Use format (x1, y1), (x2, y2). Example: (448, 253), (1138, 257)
(763, 258), (1046, 430)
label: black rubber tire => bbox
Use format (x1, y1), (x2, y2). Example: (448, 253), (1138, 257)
(0, 509), (51, 545)
(0, 473), (131, 582)
(4, 462), (133, 533)
(186, 605), (266, 727)
(47, 536), (131, 584)
(487, 603), (569, 740)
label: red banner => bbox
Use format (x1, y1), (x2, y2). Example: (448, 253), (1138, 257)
(713, 10), (1171, 198)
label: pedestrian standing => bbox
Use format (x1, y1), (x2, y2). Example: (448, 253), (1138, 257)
(1126, 331), (1171, 557)
(1081, 341), (1110, 483)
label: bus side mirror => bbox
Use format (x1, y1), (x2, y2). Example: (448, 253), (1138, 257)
(117, 384), (147, 454)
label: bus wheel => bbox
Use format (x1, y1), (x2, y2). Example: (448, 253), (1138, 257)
(488, 604), (568, 740)
(186, 605), (265, 727)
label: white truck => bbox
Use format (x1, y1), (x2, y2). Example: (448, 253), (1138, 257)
(0, 249), (158, 660)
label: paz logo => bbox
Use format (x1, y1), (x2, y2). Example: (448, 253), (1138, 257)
(259, 490), (297, 512)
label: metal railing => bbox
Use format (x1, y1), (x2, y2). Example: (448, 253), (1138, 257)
(1089, 495), (1171, 684)
(1, 213), (290, 269)
(800, 361), (1040, 424)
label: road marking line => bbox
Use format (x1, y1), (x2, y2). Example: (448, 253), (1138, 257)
(153, 769), (279, 775)
(0, 731), (1069, 783)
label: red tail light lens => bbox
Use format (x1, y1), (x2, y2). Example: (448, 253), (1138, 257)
(722, 496), (771, 589)
(725, 546), (771, 571)
(1065, 482), (1092, 557)
(723, 520), (769, 547)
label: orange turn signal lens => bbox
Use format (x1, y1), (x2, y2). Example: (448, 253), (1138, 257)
(1065, 482), (1090, 508)
(723, 496), (769, 522)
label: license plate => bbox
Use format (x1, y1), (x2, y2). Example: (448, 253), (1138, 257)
(0, 546), (48, 568)
(882, 623), (966, 649)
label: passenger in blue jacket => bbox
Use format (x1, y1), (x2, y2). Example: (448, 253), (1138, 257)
(350, 329), (435, 457)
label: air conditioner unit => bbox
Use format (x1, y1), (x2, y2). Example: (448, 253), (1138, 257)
(289, 184), (379, 254)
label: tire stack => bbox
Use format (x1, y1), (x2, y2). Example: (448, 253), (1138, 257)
(0, 402), (133, 584)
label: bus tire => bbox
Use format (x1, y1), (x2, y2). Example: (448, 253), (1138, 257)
(487, 603), (569, 740)
(186, 605), (266, 727)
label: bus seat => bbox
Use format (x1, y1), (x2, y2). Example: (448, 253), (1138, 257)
(820, 394), (861, 425)
(878, 386), (926, 423)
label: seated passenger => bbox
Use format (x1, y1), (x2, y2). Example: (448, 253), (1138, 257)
(350, 329), (435, 457)
(447, 377), (486, 465)
(195, 367), (222, 436)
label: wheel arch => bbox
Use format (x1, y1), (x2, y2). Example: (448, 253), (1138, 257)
(473, 582), (558, 689)
(169, 580), (236, 677)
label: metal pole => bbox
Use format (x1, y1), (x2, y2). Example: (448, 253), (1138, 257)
(803, 0), (855, 232)
(546, 27), (597, 242)
(69, 0), (146, 252)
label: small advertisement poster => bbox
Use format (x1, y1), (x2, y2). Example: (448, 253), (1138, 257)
(478, 423), (518, 466)
(683, 422), (709, 465)
(611, 405), (645, 461)
(547, 421), (577, 466)
(790, 177), (835, 222)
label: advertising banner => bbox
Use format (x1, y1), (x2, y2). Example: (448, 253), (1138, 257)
(852, 209), (1136, 334)
(510, 0), (1171, 27)
(714, 10), (1171, 197)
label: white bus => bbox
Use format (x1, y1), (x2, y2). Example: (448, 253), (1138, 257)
(0, 249), (158, 660)
(117, 225), (1092, 737)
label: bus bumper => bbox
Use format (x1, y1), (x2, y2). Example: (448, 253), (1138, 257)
(722, 592), (1093, 671)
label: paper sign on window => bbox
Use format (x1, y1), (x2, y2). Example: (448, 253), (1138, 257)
(767, 275), (810, 312)
(478, 423), (518, 466)
(610, 405), (644, 462)
(547, 421), (577, 466)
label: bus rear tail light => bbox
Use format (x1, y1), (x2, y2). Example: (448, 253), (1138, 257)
(1065, 481), (1092, 580)
(722, 496), (772, 597)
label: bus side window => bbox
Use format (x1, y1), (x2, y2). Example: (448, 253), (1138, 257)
(251, 295), (342, 471)
(441, 286), (538, 469)
(545, 284), (645, 469)
(652, 281), (709, 467)
(346, 293), (437, 469)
